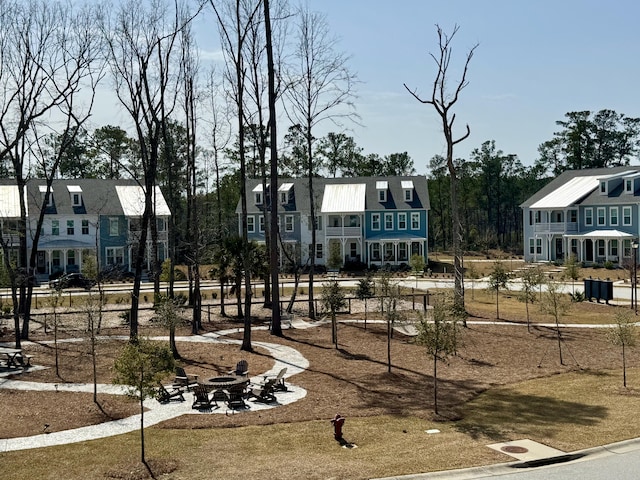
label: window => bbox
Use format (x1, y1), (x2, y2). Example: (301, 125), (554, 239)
(624, 239), (632, 257)
(571, 239), (578, 255)
(569, 210), (577, 223)
(378, 189), (387, 202)
(529, 238), (535, 255)
(307, 215), (322, 230)
(67, 250), (75, 265)
(611, 240), (619, 257)
(81, 219), (89, 235)
(316, 244), (323, 259)
(626, 179), (633, 193)
(384, 213), (393, 230)
(384, 243), (394, 261)
(398, 213), (407, 229)
(52, 250), (61, 268)
(585, 208), (593, 226)
(404, 189), (412, 202)
(255, 192), (263, 204)
(67, 220), (74, 235)
(600, 181), (607, 194)
(610, 207), (619, 226)
(285, 215), (294, 232)
(109, 218), (119, 236)
(536, 238), (542, 254)
(247, 216), (255, 233)
(72, 193), (81, 206)
(597, 207), (606, 226)
(106, 247), (124, 265)
(411, 212), (420, 229)
(259, 215), (264, 232)
(371, 243), (380, 261)
(398, 242), (407, 261)
(598, 239), (605, 257)
(372, 213), (380, 230)
(623, 206), (632, 226)
(350, 242), (357, 258)
(157, 218), (166, 232)
(534, 211), (542, 223)
(52, 220), (59, 236)
(280, 192), (288, 204)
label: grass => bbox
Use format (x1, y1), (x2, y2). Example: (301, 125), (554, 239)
(2, 368), (640, 479)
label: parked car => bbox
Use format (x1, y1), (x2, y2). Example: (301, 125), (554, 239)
(49, 273), (96, 290)
(98, 264), (135, 282)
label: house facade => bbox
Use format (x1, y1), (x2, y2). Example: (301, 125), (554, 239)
(521, 166), (640, 266)
(239, 176), (430, 269)
(0, 179), (171, 280)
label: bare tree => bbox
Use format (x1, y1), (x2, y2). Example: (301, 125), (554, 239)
(210, 0), (262, 351)
(101, 0), (191, 341)
(284, 5), (358, 319)
(0, 0), (102, 346)
(404, 25), (478, 319)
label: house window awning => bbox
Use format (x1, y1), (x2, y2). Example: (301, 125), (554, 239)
(563, 229), (634, 240)
(253, 184), (269, 192)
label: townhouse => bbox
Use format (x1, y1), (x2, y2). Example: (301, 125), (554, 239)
(522, 166), (640, 266)
(239, 176), (430, 269)
(0, 179), (170, 281)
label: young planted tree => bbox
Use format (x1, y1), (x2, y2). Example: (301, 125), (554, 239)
(540, 281), (572, 365)
(321, 280), (346, 348)
(608, 309), (637, 388)
(113, 338), (175, 469)
(415, 292), (459, 415)
(355, 272), (374, 330)
(519, 266), (545, 332)
(465, 263), (479, 300)
(487, 261), (511, 320)
(156, 296), (185, 359)
(285, 5), (358, 319)
(404, 25), (478, 317)
(564, 254), (581, 296)
(378, 269), (403, 372)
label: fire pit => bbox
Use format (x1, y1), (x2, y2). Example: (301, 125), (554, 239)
(205, 376), (248, 390)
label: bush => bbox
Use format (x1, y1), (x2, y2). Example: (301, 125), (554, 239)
(570, 290), (585, 302)
(160, 259), (187, 281)
(604, 261), (614, 270)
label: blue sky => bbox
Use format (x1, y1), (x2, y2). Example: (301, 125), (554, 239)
(304, 0), (640, 174)
(95, 0), (640, 176)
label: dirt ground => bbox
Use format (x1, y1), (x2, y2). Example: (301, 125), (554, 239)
(0, 296), (635, 439)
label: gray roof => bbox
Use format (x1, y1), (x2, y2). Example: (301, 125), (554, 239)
(239, 176), (430, 214)
(521, 166), (640, 208)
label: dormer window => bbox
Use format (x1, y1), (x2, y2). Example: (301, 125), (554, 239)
(252, 183), (266, 204)
(376, 181), (388, 202)
(67, 185), (82, 206)
(599, 180), (607, 195)
(625, 178), (634, 194)
(278, 182), (293, 204)
(39, 185), (53, 207)
(401, 180), (414, 202)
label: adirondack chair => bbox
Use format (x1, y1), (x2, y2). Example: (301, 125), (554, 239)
(263, 367), (288, 392)
(226, 382), (249, 409)
(156, 383), (185, 404)
(174, 366), (199, 391)
(249, 378), (277, 403)
(228, 359), (249, 377)
(191, 384), (215, 410)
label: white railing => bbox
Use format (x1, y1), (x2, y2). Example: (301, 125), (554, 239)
(533, 222), (578, 233)
(325, 226), (361, 237)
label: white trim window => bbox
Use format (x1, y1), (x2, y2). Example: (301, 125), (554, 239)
(529, 238), (535, 255)
(109, 217), (119, 236)
(285, 215), (294, 232)
(624, 239), (632, 257)
(610, 239), (619, 257)
(255, 192), (263, 204)
(67, 220), (74, 235)
(378, 189), (387, 202)
(82, 219), (89, 235)
(106, 247), (124, 265)
(411, 212), (420, 230)
(247, 216), (255, 233)
(371, 243), (381, 261)
(584, 208), (593, 226)
(398, 212), (407, 229)
(384, 213), (393, 230)
(536, 238), (542, 254)
(404, 189), (412, 202)
(316, 244), (323, 259)
(259, 215), (265, 232)
(625, 179), (634, 194)
(569, 210), (577, 223)
(610, 207), (619, 226)
(371, 213), (380, 230)
(52, 220), (59, 236)
(597, 207), (606, 226)
(623, 206), (632, 226)
(599, 180), (607, 194)
(597, 239), (606, 257)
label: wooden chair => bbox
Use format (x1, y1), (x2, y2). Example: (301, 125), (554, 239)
(191, 384), (215, 410)
(156, 383), (185, 404)
(228, 359), (249, 377)
(226, 382), (249, 409)
(263, 367), (288, 392)
(174, 366), (199, 391)
(249, 378), (277, 403)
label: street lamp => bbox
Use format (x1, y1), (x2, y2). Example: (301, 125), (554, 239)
(633, 239), (639, 314)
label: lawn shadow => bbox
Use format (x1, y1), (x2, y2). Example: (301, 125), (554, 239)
(456, 389), (608, 441)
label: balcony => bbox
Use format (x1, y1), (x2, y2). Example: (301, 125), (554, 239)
(325, 226), (362, 237)
(533, 222), (578, 234)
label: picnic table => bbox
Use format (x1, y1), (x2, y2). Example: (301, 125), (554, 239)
(0, 347), (22, 368)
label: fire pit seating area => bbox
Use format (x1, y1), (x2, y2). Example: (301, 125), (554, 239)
(190, 366), (285, 411)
